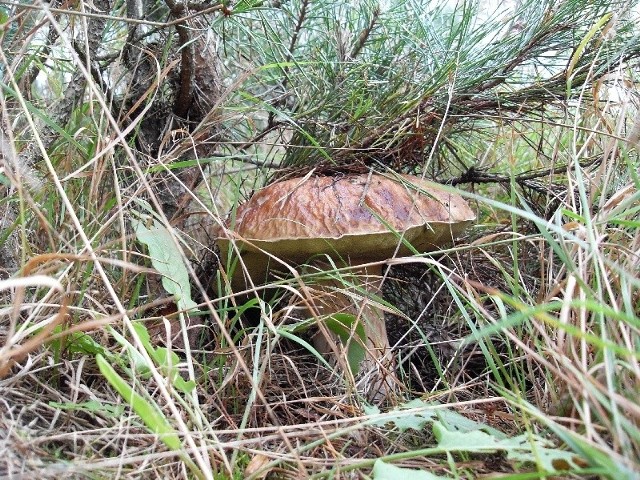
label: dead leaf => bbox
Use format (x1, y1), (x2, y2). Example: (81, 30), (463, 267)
(602, 183), (636, 214)
(244, 453), (272, 480)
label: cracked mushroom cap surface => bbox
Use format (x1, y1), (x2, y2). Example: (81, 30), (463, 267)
(220, 174), (475, 263)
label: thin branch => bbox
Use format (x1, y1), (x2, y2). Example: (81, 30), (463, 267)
(164, 0), (197, 118)
(349, 5), (380, 60)
(1, 0), (226, 28)
(173, 22), (195, 118)
(441, 155), (602, 186)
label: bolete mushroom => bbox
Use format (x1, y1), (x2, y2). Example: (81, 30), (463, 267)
(217, 173), (475, 398)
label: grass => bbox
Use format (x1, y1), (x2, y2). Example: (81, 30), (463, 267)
(1, 0), (640, 478)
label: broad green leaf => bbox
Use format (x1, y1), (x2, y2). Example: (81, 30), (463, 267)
(325, 313), (367, 375)
(151, 346), (179, 378)
(132, 320), (152, 346)
(96, 354), (181, 451)
(172, 376), (197, 394)
(131, 216), (198, 313)
(278, 313), (368, 375)
(372, 460), (449, 480)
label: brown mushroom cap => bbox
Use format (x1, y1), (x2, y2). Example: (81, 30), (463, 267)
(220, 174), (475, 263)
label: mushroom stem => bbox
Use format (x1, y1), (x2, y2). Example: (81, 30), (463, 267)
(306, 263), (395, 400)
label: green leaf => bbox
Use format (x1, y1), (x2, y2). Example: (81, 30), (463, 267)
(433, 421), (582, 472)
(364, 399), (502, 434)
(432, 405), (506, 439)
(372, 459), (449, 480)
(276, 328), (334, 371)
(0, 172), (10, 187)
(48, 400), (125, 418)
(173, 376), (197, 394)
(230, 0), (263, 14)
(279, 313), (368, 375)
(365, 400), (584, 475)
(433, 421), (502, 451)
(325, 313), (367, 376)
(131, 215), (198, 313)
(365, 399), (436, 432)
(96, 354), (182, 451)
(151, 345), (179, 378)
(109, 326), (150, 375)
(131, 322), (196, 394)
(153, 346), (196, 394)
(566, 12), (614, 96)
(49, 328), (109, 357)
(0, 82), (87, 154)
(520, 400), (640, 479)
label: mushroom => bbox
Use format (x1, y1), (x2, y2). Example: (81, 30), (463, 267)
(217, 173), (475, 398)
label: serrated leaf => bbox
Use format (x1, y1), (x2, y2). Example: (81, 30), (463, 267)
(505, 437), (581, 472)
(517, 400), (637, 479)
(372, 459), (449, 480)
(365, 399), (436, 431)
(96, 354), (181, 451)
(434, 421), (501, 451)
(433, 406), (506, 438)
(365, 399), (507, 435)
(366, 400), (583, 475)
(433, 421), (581, 472)
(132, 216), (198, 313)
